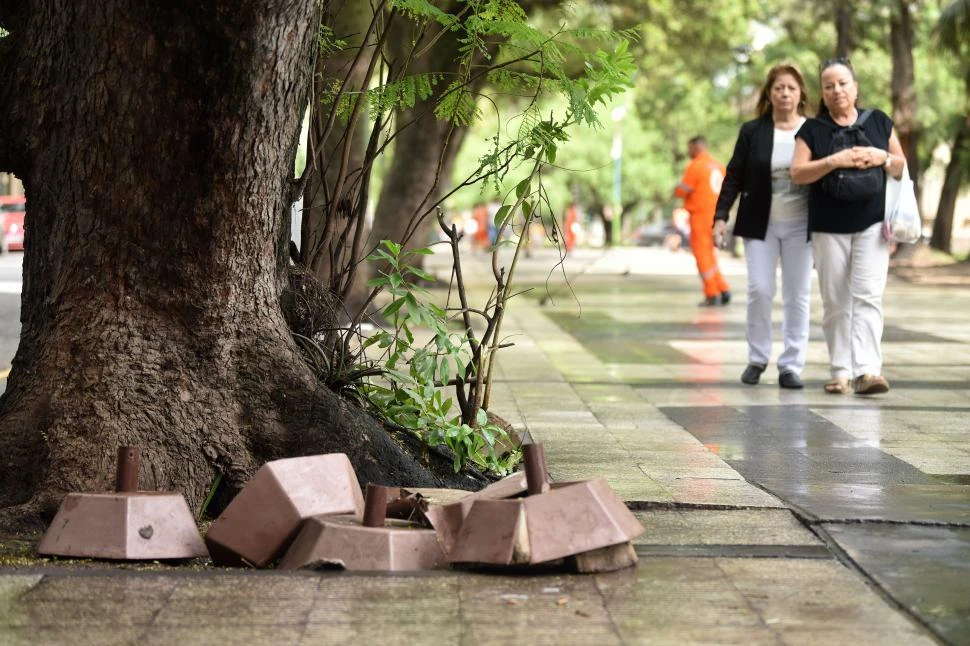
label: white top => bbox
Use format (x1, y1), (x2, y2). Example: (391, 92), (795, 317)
(769, 118), (810, 223)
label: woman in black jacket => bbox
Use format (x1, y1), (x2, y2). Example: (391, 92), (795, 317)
(713, 63), (813, 389)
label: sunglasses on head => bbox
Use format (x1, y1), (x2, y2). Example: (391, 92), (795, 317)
(820, 57), (852, 72)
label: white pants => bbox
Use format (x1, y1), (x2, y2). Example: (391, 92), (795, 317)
(811, 221), (890, 379)
(743, 218), (813, 375)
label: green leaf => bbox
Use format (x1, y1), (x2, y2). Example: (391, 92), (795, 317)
(407, 267), (435, 283)
(383, 298), (406, 318)
(546, 144), (557, 164)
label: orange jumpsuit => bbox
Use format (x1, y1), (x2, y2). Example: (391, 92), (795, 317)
(675, 150), (730, 299)
(564, 203), (578, 253)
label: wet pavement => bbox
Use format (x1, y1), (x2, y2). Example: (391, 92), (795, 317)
(1, 245), (968, 644)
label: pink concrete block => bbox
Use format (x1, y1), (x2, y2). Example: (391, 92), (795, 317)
(278, 514), (445, 571)
(205, 454), (364, 567)
(445, 478), (644, 566)
(37, 492), (207, 560)
(422, 471), (527, 555)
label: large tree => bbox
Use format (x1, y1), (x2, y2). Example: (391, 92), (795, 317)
(0, 0), (472, 530)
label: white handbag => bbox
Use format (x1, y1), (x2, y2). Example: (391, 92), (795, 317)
(884, 162), (921, 244)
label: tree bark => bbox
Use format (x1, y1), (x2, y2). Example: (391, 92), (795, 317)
(930, 118), (968, 254)
(834, 0), (853, 58)
(890, 0), (921, 197)
(0, 0), (478, 530)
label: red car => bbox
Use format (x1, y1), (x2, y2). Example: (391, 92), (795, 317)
(0, 195), (25, 253)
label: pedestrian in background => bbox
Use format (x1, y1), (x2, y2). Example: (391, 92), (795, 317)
(791, 58), (905, 396)
(714, 63), (813, 389)
(675, 136), (731, 306)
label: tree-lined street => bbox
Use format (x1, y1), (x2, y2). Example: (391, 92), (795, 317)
(1, 1), (969, 643)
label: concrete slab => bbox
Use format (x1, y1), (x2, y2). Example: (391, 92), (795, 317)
(822, 523), (970, 644)
(633, 509), (820, 547)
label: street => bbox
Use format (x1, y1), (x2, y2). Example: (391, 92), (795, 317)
(0, 252), (22, 378)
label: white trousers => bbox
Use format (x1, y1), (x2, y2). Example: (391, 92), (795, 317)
(811, 221), (890, 379)
(743, 218), (813, 374)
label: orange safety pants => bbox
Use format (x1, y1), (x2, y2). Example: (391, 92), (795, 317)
(689, 214), (730, 298)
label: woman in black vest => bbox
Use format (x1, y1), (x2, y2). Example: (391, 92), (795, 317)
(791, 59), (905, 396)
(714, 63), (813, 390)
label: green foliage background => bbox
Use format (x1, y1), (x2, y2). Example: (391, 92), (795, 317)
(437, 0), (970, 230)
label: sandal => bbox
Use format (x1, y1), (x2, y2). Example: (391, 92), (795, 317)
(824, 378), (850, 395)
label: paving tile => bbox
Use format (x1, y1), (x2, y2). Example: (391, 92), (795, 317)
(716, 558), (933, 638)
(633, 510), (819, 547)
(168, 574), (318, 599)
(822, 523), (970, 644)
(0, 597), (163, 628)
(26, 575), (177, 600)
(776, 628), (934, 646)
(152, 595), (314, 627)
(0, 626), (146, 646)
(302, 621), (459, 645)
(142, 625), (304, 645)
(306, 575), (459, 623)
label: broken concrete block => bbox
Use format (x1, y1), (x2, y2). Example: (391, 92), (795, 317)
(205, 454), (364, 567)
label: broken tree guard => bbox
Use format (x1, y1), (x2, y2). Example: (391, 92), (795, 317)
(280, 483), (446, 571)
(37, 446), (207, 560)
(0, 1), (478, 532)
(437, 442), (644, 571)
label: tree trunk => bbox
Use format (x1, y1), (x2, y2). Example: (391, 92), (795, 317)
(368, 4), (478, 263)
(301, 1), (373, 315)
(0, 0), (477, 530)
(890, 0), (921, 196)
(834, 0), (853, 58)
(888, 0), (922, 260)
(930, 118), (969, 254)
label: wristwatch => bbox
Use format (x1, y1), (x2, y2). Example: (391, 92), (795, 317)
(883, 152), (892, 169)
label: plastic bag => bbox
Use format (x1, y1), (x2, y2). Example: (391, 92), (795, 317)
(884, 163), (921, 244)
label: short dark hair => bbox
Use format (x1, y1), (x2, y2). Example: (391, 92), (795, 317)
(688, 136), (706, 147)
(819, 57), (854, 76)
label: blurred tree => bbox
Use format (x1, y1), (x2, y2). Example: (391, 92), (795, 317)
(890, 0), (921, 195)
(930, 0), (970, 254)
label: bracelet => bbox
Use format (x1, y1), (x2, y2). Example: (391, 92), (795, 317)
(883, 152), (892, 169)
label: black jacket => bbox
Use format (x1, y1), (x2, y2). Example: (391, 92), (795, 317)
(713, 115), (776, 240)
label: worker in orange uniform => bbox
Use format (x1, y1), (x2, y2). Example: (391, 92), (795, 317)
(563, 202), (579, 253)
(675, 136), (731, 306)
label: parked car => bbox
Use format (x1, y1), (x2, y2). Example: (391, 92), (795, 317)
(0, 195), (25, 253)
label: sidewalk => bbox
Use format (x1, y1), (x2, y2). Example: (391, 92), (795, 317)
(1, 245), (968, 645)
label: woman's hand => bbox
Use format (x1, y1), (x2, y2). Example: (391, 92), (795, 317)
(827, 147), (860, 169)
(713, 219), (728, 248)
(858, 146), (888, 168)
